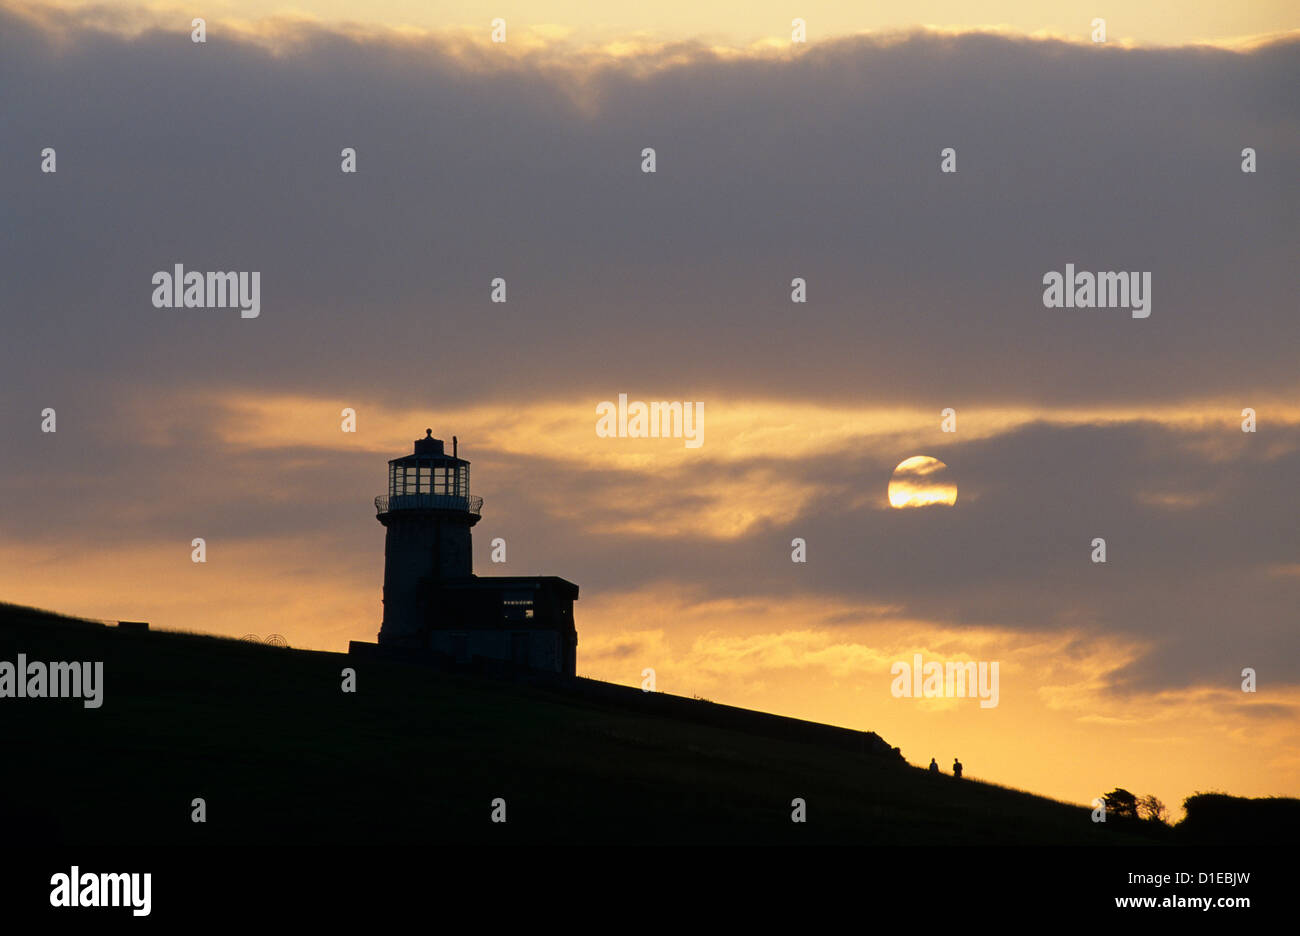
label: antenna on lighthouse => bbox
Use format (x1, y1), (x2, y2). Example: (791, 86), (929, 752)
(453, 436), (458, 457)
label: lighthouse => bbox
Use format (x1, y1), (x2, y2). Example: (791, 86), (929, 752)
(374, 429), (579, 675)
(376, 429), (480, 644)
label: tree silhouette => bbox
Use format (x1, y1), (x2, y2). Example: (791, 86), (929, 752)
(1137, 794), (1167, 823)
(1103, 788), (1138, 820)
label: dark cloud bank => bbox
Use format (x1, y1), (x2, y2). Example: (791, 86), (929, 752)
(1, 6), (1296, 405)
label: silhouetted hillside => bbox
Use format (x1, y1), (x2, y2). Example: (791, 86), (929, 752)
(0, 605), (1233, 845)
(1178, 793), (1300, 845)
(0, 601), (105, 630)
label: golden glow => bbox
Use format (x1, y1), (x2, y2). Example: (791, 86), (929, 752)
(888, 455), (958, 508)
(574, 590), (1300, 820)
(155, 388), (1295, 539)
(20, 0), (1300, 52)
(1, 393), (1297, 817)
(211, 390), (1300, 462)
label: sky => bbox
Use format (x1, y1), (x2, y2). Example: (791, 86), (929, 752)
(1, 0), (1297, 819)
(18, 0), (1300, 48)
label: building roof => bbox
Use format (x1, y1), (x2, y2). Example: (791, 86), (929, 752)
(391, 428), (470, 466)
(430, 575), (580, 600)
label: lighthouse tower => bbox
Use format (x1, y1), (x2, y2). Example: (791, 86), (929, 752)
(372, 429), (579, 675)
(376, 429), (481, 645)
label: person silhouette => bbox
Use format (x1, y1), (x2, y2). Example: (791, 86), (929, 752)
(928, 757), (939, 774)
(952, 757), (963, 778)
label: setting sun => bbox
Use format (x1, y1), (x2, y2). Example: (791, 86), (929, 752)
(888, 455), (958, 508)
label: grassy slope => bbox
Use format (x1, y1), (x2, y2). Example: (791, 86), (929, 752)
(0, 610), (1160, 845)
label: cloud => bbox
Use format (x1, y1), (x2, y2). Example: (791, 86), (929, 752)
(0, 5), (1295, 410)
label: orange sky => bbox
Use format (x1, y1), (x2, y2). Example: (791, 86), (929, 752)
(3, 394), (1296, 819)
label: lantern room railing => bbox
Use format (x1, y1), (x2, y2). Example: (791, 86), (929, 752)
(375, 494), (483, 516)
